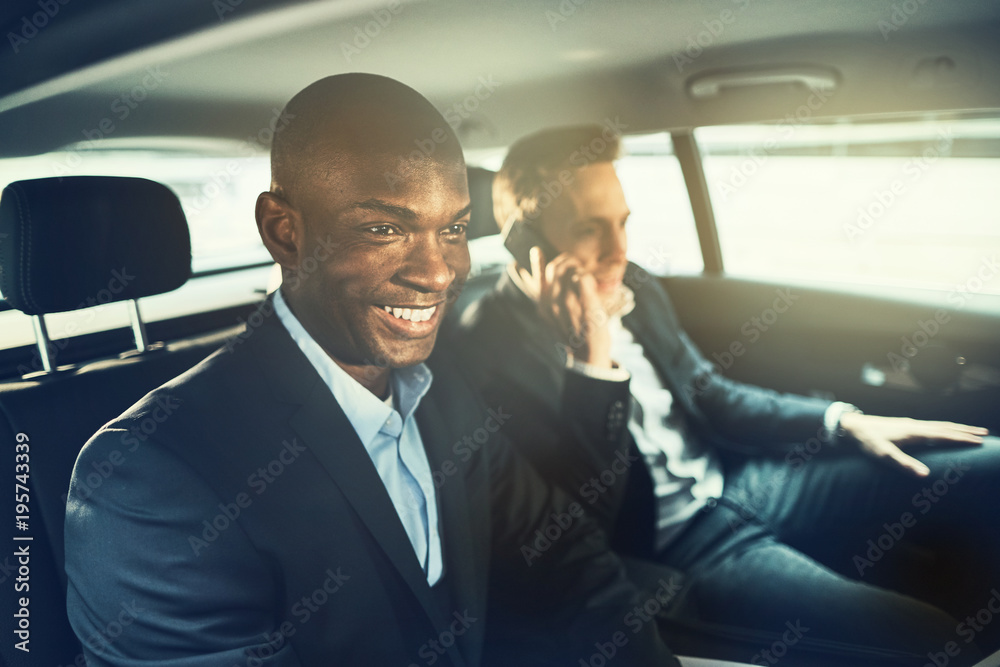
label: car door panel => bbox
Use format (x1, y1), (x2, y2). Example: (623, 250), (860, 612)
(663, 275), (1000, 432)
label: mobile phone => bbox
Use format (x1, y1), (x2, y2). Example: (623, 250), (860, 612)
(501, 218), (558, 275)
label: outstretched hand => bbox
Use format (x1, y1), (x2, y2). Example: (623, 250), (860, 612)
(839, 412), (989, 477)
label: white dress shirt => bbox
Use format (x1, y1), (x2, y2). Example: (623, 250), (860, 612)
(607, 315), (725, 551)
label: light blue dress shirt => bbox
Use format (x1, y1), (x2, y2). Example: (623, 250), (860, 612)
(273, 288), (444, 585)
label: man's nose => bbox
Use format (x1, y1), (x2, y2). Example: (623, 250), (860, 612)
(397, 235), (455, 293)
(602, 225), (628, 263)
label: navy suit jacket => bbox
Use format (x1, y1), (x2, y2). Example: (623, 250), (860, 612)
(453, 264), (833, 559)
(64, 296), (679, 666)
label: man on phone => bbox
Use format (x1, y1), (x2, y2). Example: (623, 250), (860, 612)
(454, 124), (1000, 664)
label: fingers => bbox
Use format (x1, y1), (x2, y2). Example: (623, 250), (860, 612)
(567, 277), (586, 339)
(532, 250), (613, 364)
(530, 246), (545, 286)
(541, 254), (586, 341)
(928, 421), (989, 437)
(535, 252), (560, 335)
(927, 433), (986, 447)
(575, 273), (613, 367)
(879, 441), (931, 478)
(528, 246), (547, 301)
(908, 420), (988, 446)
(576, 272), (611, 334)
(854, 415), (988, 477)
(576, 272), (602, 313)
(556, 272), (585, 339)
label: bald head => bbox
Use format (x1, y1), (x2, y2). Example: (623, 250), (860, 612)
(256, 74), (472, 393)
(271, 73), (464, 206)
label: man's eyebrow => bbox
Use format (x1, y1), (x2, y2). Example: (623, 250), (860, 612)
(346, 200), (473, 223)
(578, 211), (631, 224)
(452, 203), (473, 223)
(348, 199), (418, 220)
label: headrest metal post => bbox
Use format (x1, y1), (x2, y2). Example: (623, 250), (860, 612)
(30, 314), (53, 373)
(127, 299), (149, 353)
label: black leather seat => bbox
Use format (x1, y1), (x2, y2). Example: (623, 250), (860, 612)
(446, 167), (509, 330)
(465, 166), (500, 241)
(0, 177), (247, 667)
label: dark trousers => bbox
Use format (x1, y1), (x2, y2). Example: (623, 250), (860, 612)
(657, 436), (1000, 666)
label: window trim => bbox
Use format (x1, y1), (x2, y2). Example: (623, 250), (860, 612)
(671, 130), (724, 275)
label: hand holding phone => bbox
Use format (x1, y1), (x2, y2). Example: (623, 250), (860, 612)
(502, 218), (558, 275)
(502, 219), (613, 368)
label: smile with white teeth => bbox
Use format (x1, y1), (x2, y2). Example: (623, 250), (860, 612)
(383, 305), (437, 322)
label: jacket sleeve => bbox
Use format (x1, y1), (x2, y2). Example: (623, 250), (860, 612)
(65, 427), (304, 667)
(484, 428), (681, 666)
(638, 277), (833, 451)
(453, 300), (636, 538)
(675, 326), (834, 450)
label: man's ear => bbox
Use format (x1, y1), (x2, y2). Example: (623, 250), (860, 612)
(256, 191), (302, 269)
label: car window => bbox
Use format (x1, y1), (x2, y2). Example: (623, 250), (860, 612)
(0, 145), (272, 273)
(697, 117), (1000, 295)
(619, 133), (702, 276)
(465, 133), (702, 277)
(0, 145), (273, 351)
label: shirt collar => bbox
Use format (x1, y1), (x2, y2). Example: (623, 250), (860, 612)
(272, 288), (433, 448)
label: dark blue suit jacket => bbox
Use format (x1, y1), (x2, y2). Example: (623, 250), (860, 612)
(454, 264), (832, 558)
(64, 297), (679, 666)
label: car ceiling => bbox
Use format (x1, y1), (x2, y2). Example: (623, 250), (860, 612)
(1, 0), (999, 158)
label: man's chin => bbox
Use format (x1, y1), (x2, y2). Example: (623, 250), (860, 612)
(373, 335), (439, 370)
(354, 303), (444, 364)
(597, 280), (622, 295)
(595, 269), (626, 293)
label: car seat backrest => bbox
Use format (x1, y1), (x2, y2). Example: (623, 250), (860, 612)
(0, 176), (240, 667)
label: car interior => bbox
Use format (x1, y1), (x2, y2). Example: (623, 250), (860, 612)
(1, 1), (999, 665)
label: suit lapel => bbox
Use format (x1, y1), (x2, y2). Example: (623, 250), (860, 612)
(622, 266), (677, 377)
(416, 388), (487, 667)
(247, 299), (468, 666)
(623, 303), (673, 378)
(622, 267), (702, 416)
(496, 273), (568, 402)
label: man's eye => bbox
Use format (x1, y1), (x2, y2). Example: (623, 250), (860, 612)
(367, 225), (398, 236)
(443, 223), (468, 237)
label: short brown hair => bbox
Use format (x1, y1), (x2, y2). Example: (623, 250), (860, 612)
(493, 124), (622, 230)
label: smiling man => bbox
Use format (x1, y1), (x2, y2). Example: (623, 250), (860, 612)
(64, 77), (679, 666)
(455, 125), (1000, 664)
